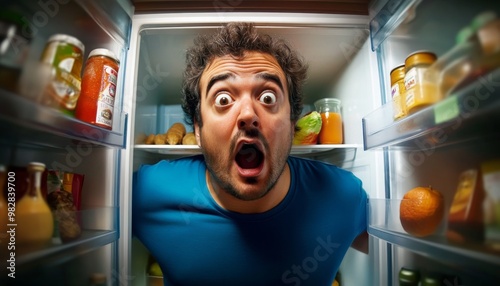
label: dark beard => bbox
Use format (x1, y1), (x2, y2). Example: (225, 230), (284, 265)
(200, 128), (290, 202)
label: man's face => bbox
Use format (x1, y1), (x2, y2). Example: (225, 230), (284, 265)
(196, 51), (294, 201)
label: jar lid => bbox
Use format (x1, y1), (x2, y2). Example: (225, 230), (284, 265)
(88, 48), (120, 63)
(27, 162), (46, 171)
(48, 34), (84, 52)
(405, 51), (437, 68)
(390, 64), (405, 84)
(314, 98), (341, 106)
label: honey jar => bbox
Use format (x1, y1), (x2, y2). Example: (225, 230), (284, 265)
(390, 64), (406, 120)
(404, 51), (437, 114)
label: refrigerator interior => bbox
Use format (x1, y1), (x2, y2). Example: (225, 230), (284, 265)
(123, 12), (386, 286)
(1, 0), (132, 285)
(367, 0), (500, 284)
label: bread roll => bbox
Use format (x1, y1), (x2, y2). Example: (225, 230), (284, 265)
(182, 132), (197, 145)
(165, 123), (186, 145)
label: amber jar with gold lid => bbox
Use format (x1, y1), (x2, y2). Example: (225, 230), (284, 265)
(75, 48), (120, 130)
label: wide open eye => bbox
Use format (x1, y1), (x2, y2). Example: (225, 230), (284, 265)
(259, 91), (277, 105)
(215, 93), (234, 106)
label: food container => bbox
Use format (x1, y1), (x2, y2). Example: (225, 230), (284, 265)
(314, 98), (343, 144)
(75, 48), (120, 130)
(390, 64), (406, 120)
(40, 34), (85, 113)
(447, 169), (485, 243)
(404, 51), (437, 114)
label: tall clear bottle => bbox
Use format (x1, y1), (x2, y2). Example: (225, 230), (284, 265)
(16, 162), (54, 246)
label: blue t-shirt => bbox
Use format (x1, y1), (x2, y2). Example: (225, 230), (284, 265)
(133, 155), (367, 286)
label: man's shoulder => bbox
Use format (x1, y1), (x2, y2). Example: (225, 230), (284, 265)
(288, 156), (352, 175)
(288, 156), (362, 189)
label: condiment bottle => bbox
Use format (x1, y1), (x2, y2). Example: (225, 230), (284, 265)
(423, 11), (499, 100)
(40, 34), (85, 114)
(314, 98), (343, 144)
(75, 48), (120, 130)
(404, 51), (437, 114)
(0, 165), (7, 241)
(447, 169), (485, 243)
(390, 64), (406, 120)
(16, 162), (54, 246)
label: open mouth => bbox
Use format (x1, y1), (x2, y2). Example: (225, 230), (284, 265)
(235, 143), (264, 169)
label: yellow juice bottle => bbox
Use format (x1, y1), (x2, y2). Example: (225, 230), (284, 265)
(16, 162), (54, 246)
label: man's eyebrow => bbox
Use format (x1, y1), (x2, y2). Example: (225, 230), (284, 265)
(256, 72), (284, 93)
(206, 73), (234, 96)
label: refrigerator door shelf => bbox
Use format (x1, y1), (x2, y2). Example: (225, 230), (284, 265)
(0, 88), (128, 149)
(368, 198), (500, 279)
(0, 207), (118, 279)
(362, 68), (500, 150)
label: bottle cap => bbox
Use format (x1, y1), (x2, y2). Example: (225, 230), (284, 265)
(48, 34), (85, 52)
(28, 162), (46, 171)
(405, 51), (437, 68)
(88, 48), (120, 63)
(390, 64), (405, 84)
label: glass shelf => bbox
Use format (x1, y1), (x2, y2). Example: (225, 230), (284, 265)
(0, 89), (127, 149)
(362, 68), (500, 150)
(134, 143), (361, 157)
(1, 207), (118, 275)
(368, 199), (500, 278)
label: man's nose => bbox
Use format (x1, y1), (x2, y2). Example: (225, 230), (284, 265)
(237, 97), (260, 130)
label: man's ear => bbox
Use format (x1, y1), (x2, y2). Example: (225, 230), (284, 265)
(194, 121), (201, 147)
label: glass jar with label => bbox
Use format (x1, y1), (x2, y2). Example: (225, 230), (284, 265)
(390, 64), (406, 120)
(75, 48), (120, 130)
(404, 51), (437, 114)
(40, 34), (84, 114)
(314, 98), (343, 144)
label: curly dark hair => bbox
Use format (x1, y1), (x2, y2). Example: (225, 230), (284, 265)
(181, 22), (308, 127)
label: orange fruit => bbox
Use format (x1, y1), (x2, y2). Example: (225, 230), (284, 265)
(400, 186), (444, 237)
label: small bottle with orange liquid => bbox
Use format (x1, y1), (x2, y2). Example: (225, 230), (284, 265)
(314, 98), (343, 144)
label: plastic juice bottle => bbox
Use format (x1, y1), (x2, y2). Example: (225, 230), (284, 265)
(16, 162), (54, 246)
(314, 98), (343, 144)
